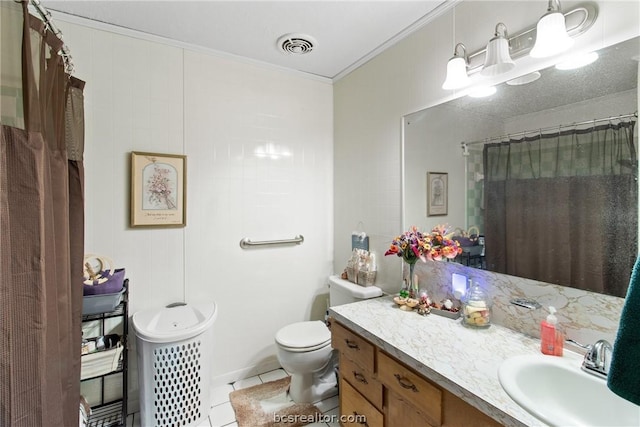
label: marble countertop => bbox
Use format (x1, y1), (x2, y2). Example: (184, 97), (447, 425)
(329, 295), (574, 427)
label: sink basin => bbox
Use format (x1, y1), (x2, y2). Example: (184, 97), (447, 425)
(499, 354), (640, 426)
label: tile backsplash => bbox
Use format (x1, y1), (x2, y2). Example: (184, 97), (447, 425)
(411, 260), (625, 346)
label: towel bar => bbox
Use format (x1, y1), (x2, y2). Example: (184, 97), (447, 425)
(239, 235), (304, 249)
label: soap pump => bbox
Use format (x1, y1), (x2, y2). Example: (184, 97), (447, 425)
(540, 306), (563, 356)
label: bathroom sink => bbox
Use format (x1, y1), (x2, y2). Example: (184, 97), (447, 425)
(498, 354), (640, 426)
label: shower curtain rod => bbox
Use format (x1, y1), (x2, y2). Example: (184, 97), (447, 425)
(461, 111), (637, 150)
(29, 0), (74, 74)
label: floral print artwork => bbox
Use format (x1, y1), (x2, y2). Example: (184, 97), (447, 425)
(142, 161), (178, 210)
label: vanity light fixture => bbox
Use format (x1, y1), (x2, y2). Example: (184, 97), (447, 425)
(555, 51), (599, 70)
(530, 0), (574, 58)
(441, 3), (597, 90)
(481, 23), (515, 77)
(442, 43), (471, 90)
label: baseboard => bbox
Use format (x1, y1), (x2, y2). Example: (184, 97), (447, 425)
(211, 357), (282, 387)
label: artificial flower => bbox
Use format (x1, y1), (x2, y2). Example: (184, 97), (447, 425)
(385, 225), (462, 263)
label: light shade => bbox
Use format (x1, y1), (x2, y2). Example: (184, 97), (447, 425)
(506, 71), (541, 86)
(442, 55), (471, 90)
(481, 24), (515, 76)
(530, 11), (574, 58)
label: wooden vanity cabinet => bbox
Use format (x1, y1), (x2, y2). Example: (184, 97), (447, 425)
(332, 320), (503, 427)
(332, 321), (384, 426)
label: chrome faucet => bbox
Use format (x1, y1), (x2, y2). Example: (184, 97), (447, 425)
(567, 339), (613, 379)
(582, 339), (613, 379)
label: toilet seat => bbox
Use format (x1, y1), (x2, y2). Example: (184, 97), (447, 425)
(275, 320), (331, 353)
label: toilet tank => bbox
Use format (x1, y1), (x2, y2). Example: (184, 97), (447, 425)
(328, 275), (383, 307)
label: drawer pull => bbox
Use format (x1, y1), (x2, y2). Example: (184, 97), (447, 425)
(352, 411), (369, 426)
(352, 371), (368, 384)
(394, 373), (418, 392)
(345, 338), (360, 350)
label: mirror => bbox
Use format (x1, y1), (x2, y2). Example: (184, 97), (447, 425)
(403, 37), (638, 298)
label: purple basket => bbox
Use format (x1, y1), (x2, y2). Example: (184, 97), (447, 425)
(452, 236), (478, 247)
(83, 268), (126, 296)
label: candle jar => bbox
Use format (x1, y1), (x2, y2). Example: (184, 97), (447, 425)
(461, 282), (491, 328)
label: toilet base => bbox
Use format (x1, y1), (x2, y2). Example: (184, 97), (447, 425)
(288, 351), (339, 404)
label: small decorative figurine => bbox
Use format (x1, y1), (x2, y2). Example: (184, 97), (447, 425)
(417, 289), (431, 316)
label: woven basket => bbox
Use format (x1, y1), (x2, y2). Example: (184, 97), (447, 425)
(453, 225), (480, 247)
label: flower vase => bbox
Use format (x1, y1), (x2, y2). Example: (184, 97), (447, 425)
(407, 262), (417, 299)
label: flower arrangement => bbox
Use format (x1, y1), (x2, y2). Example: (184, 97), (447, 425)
(384, 225), (462, 263)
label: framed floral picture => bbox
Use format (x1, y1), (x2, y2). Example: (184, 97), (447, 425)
(427, 172), (448, 216)
(130, 151), (186, 227)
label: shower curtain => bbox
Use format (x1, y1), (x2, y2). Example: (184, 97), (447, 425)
(484, 120), (637, 296)
(1, 2), (86, 426)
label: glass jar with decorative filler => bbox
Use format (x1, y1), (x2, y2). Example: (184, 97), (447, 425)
(461, 281), (491, 328)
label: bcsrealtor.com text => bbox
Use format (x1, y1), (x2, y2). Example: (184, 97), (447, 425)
(274, 413), (367, 424)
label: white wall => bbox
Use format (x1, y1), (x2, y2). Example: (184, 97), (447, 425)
(56, 17), (333, 410)
(334, 0), (640, 294)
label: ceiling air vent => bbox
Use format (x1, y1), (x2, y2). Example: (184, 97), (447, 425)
(277, 33), (316, 55)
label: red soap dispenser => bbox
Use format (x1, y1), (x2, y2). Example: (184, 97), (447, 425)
(540, 306), (563, 356)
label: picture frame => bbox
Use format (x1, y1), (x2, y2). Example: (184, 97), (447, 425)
(130, 151), (186, 227)
(427, 172), (448, 216)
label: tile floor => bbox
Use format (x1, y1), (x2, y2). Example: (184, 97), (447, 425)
(126, 368), (340, 427)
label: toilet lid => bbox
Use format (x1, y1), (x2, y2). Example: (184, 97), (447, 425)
(275, 320), (331, 350)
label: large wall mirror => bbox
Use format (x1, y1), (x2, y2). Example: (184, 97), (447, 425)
(403, 36), (638, 298)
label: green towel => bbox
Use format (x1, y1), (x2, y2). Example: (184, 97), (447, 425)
(607, 255), (640, 405)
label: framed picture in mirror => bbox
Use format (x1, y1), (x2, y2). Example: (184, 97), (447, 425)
(427, 172), (448, 216)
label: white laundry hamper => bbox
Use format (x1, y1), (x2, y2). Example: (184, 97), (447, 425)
(133, 302), (217, 427)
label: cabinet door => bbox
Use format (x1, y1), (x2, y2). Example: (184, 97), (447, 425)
(387, 389), (437, 427)
(377, 351), (442, 426)
(340, 378), (384, 427)
(442, 390), (503, 427)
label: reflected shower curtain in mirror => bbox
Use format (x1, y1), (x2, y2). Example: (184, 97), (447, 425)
(484, 119), (637, 296)
(1, 2), (85, 426)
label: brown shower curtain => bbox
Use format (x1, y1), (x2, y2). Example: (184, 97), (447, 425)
(1, 2), (85, 426)
(484, 120), (637, 297)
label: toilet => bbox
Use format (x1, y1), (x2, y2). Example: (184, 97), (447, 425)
(275, 275), (382, 403)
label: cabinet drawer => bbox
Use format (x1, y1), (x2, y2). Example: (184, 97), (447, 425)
(340, 377), (384, 427)
(332, 322), (375, 373)
(340, 354), (383, 411)
(377, 351), (442, 426)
